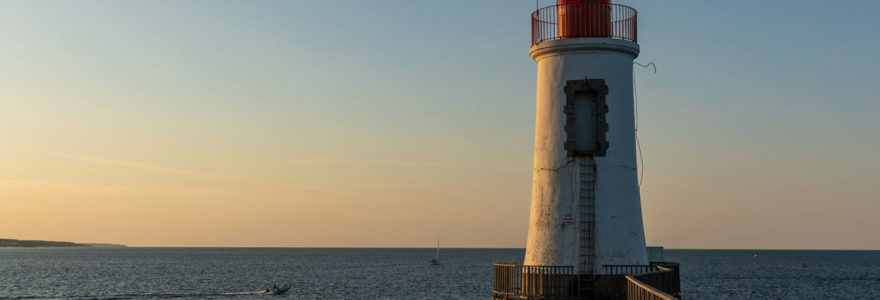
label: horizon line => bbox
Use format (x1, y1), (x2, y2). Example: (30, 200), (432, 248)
(39, 246), (880, 251)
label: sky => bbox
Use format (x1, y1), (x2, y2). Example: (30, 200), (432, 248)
(1, 0), (878, 249)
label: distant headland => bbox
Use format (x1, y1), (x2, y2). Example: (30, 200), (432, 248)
(0, 238), (126, 248)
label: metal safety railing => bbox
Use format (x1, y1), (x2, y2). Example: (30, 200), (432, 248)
(493, 262), (578, 298)
(492, 262), (679, 300)
(493, 262), (523, 296)
(625, 275), (677, 300)
(531, 3), (637, 45)
(603, 264), (655, 275)
(597, 263), (680, 299)
(634, 263), (681, 299)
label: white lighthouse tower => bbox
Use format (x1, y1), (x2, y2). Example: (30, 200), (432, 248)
(524, 0), (647, 276)
(491, 1), (681, 299)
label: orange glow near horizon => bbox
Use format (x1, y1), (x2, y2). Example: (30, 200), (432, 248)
(1, 1), (879, 249)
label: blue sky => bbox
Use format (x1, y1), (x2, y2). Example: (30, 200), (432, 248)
(1, 0), (878, 248)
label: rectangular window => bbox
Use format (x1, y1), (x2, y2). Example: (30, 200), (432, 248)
(564, 79), (608, 157)
(573, 91), (599, 153)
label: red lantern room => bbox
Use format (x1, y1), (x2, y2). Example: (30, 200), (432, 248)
(531, 0), (637, 45)
(558, 0), (612, 39)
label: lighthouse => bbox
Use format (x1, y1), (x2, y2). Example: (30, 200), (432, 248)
(493, 1), (680, 299)
(525, 0), (646, 275)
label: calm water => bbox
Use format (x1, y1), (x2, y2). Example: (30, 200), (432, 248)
(0, 248), (878, 299)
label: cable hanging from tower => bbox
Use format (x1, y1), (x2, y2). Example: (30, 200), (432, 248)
(632, 61), (656, 188)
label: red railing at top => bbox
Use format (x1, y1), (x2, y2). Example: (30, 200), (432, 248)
(531, 3), (637, 45)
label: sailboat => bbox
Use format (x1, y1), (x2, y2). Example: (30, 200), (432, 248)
(430, 240), (440, 265)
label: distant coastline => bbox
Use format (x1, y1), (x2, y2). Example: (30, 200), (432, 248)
(0, 238), (126, 248)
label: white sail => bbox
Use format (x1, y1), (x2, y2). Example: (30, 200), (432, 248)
(430, 240), (440, 265)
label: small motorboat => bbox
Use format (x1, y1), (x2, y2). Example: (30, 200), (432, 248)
(259, 284), (291, 295)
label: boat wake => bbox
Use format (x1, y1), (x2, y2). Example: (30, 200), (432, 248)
(97, 289), (285, 299)
(221, 290), (267, 295)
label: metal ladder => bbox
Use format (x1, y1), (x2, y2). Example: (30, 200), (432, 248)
(577, 157), (596, 297)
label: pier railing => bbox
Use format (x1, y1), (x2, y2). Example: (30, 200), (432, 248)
(635, 263), (680, 299)
(595, 262), (680, 299)
(625, 275), (677, 300)
(493, 262), (523, 296)
(492, 262), (679, 300)
(493, 262), (578, 299)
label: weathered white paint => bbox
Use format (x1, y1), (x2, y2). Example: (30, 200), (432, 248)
(524, 38), (648, 275)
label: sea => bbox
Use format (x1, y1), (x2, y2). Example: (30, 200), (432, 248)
(1, 248), (878, 299)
